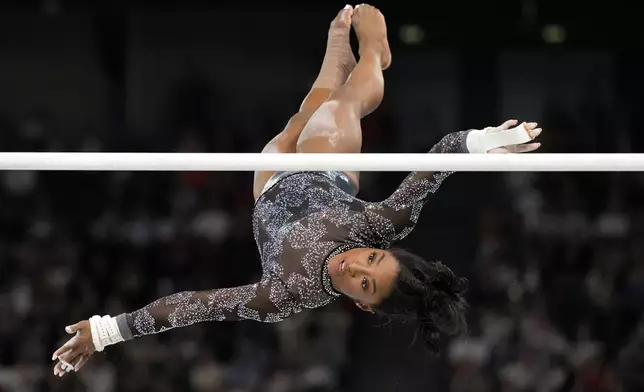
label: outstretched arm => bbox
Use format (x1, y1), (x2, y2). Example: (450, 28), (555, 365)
(361, 120), (541, 247)
(121, 280), (292, 339)
(360, 130), (468, 247)
(52, 278), (294, 377)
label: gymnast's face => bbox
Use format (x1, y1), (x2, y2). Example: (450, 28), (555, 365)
(328, 248), (400, 312)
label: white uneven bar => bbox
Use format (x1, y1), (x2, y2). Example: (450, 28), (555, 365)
(0, 153), (642, 171)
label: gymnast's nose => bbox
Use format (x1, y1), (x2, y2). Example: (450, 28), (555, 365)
(348, 262), (367, 277)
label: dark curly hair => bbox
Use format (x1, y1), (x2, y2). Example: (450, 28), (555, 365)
(375, 248), (469, 355)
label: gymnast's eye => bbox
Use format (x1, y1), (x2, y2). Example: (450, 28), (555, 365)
(368, 252), (376, 263)
(361, 277), (369, 290)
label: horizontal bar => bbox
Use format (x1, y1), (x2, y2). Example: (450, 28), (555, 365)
(0, 153), (640, 171)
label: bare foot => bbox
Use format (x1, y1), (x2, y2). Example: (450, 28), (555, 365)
(328, 5), (357, 78)
(351, 4), (391, 70)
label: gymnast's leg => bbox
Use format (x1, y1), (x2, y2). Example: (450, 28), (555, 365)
(296, 4), (391, 191)
(253, 5), (356, 200)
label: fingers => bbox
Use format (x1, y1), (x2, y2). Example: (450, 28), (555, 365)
(497, 120), (542, 139)
(53, 352), (76, 377)
(515, 142), (541, 153)
(53, 352), (89, 377)
(52, 343), (73, 361)
(65, 322), (83, 335)
(520, 122), (542, 140)
(528, 127), (542, 139)
(58, 347), (81, 365)
(52, 334), (81, 377)
(53, 349), (84, 377)
(52, 335), (78, 360)
(53, 360), (76, 377)
(498, 119), (518, 130)
(487, 147), (509, 154)
(489, 142), (541, 154)
(53, 361), (67, 377)
(75, 354), (90, 372)
(524, 121), (538, 129)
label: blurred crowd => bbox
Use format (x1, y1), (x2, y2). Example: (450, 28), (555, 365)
(0, 46), (643, 392)
(448, 168), (644, 392)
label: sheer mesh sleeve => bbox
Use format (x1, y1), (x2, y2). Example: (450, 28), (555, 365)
(362, 131), (470, 247)
(118, 276), (296, 339)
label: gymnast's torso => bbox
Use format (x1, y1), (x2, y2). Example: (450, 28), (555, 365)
(248, 130), (470, 318)
(252, 171), (377, 314)
(117, 131), (468, 338)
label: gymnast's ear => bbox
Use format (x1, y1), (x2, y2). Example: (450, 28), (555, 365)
(355, 301), (375, 313)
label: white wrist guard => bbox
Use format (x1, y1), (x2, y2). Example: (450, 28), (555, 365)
(466, 123), (534, 154)
(89, 315), (125, 352)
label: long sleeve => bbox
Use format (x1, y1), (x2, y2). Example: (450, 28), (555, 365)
(115, 276), (297, 339)
(362, 131), (470, 247)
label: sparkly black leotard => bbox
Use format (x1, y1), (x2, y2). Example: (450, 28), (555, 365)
(114, 131), (469, 340)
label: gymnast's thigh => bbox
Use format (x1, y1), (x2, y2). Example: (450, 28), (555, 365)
(295, 99), (362, 189)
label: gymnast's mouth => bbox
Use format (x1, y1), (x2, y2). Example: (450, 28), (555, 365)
(337, 259), (346, 275)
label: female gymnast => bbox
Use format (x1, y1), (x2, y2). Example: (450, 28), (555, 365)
(52, 4), (542, 376)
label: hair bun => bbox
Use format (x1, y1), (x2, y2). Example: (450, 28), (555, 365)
(421, 263), (469, 337)
(377, 249), (469, 356)
(431, 262), (469, 294)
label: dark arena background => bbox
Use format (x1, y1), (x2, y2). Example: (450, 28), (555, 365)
(0, 0), (642, 391)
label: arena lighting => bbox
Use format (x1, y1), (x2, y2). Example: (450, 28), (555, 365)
(0, 153), (641, 171)
(542, 24), (566, 44)
(399, 24), (425, 45)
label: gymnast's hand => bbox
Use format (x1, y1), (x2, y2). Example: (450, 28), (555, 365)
(51, 320), (95, 377)
(487, 119), (542, 154)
